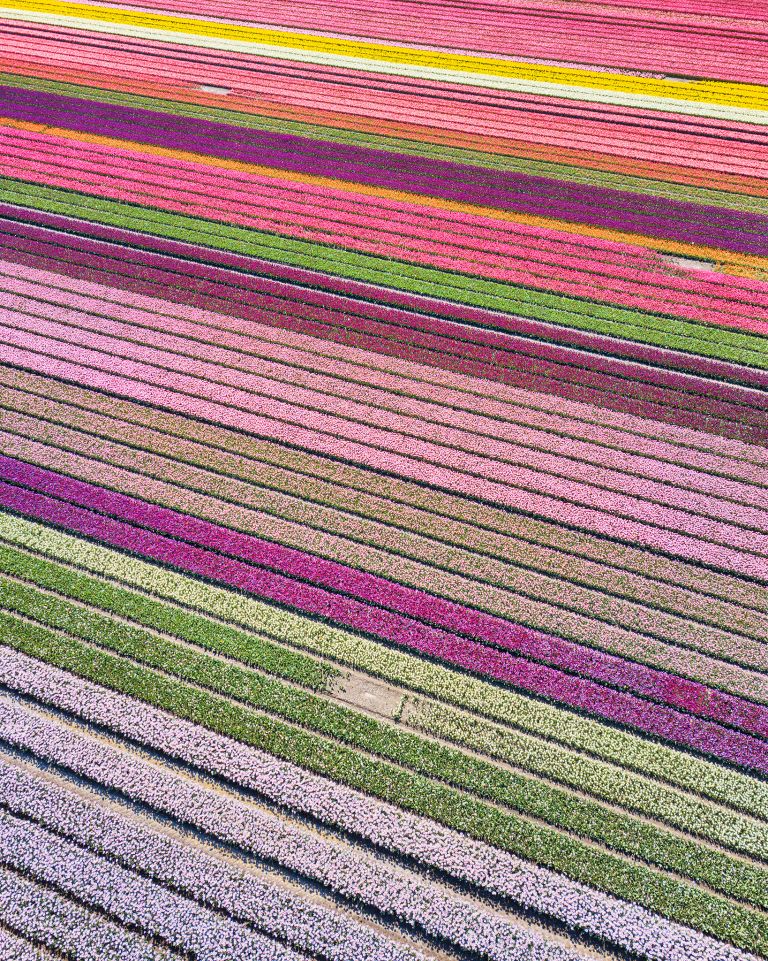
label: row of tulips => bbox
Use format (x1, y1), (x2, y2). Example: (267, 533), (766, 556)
(7, 275), (766, 521)
(0, 688), (588, 961)
(2, 306), (765, 578)
(0, 862), (174, 961)
(1, 331), (762, 581)
(0, 646), (758, 961)
(2, 411), (763, 706)
(0, 759), (434, 961)
(1, 282), (760, 487)
(1, 270), (763, 506)
(0, 809), (309, 961)
(3, 362), (763, 632)
(1, 355), (762, 624)
(0, 608), (766, 952)
(2, 509), (764, 827)
(1, 459), (765, 772)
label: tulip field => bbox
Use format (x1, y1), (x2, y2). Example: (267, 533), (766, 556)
(0, 0), (767, 958)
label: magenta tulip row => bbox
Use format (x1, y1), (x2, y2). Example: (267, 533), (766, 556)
(1, 459), (766, 775)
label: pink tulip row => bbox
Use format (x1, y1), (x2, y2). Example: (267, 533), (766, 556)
(4, 404), (763, 706)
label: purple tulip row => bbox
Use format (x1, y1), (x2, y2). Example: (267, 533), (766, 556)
(0, 808), (308, 961)
(1, 460), (766, 776)
(0, 758), (430, 961)
(0, 648), (756, 961)
(0, 862), (174, 961)
(0, 923), (55, 960)
(8, 426), (766, 716)
(0, 688), (587, 961)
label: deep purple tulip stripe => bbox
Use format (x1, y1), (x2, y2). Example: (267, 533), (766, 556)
(0, 457), (766, 776)
(3, 86), (768, 255)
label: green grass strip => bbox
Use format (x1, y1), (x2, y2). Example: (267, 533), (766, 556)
(4, 548), (768, 905)
(1, 510), (765, 827)
(1, 606), (767, 955)
(3, 72), (765, 215)
(3, 177), (768, 368)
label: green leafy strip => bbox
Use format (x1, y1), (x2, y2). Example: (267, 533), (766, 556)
(2, 177), (768, 370)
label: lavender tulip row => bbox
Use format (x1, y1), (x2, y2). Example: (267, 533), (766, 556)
(2, 463), (766, 776)
(0, 689), (589, 961)
(0, 863), (175, 961)
(0, 646), (757, 961)
(2, 510), (765, 830)
(0, 924), (55, 961)
(0, 808), (309, 961)
(0, 758), (431, 961)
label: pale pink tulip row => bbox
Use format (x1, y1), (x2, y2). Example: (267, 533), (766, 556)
(0, 648), (756, 961)
(0, 758), (431, 961)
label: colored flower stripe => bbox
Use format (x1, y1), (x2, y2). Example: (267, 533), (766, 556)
(4, 533), (767, 864)
(4, 403), (765, 705)
(6, 72), (768, 207)
(5, 425), (767, 721)
(4, 250), (766, 469)
(0, 180), (762, 394)
(0, 810), (309, 961)
(6, 200), (768, 396)
(7, 226), (768, 443)
(3, 261), (767, 498)
(3, 363), (765, 623)
(4, 0), (768, 108)
(2, 458), (767, 766)
(0, 760), (436, 961)
(3, 86), (768, 253)
(0, 645), (762, 961)
(4, 510), (765, 831)
(4, 319), (767, 574)
(0, 862), (176, 961)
